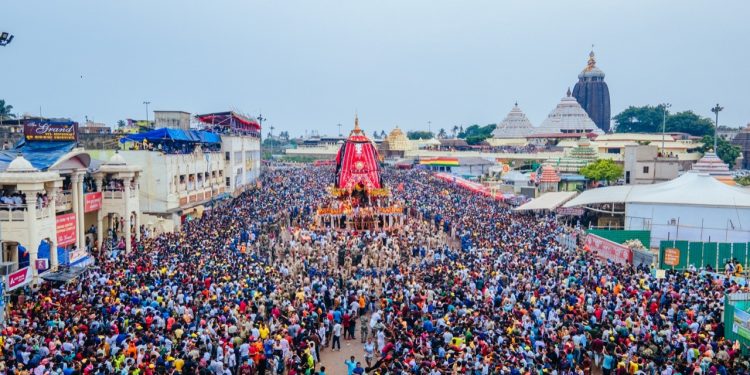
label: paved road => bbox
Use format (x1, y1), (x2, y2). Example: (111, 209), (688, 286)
(318, 336), (366, 374)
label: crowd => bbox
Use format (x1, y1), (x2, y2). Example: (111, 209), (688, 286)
(0, 164), (748, 375)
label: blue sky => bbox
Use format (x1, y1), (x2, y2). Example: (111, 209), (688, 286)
(2, 0), (749, 136)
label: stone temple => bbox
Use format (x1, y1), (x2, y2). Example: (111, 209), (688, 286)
(572, 50), (611, 133)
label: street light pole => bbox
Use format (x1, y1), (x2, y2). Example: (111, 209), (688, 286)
(143, 101), (151, 126)
(337, 123), (342, 137)
(711, 103), (723, 153)
(661, 103), (671, 154)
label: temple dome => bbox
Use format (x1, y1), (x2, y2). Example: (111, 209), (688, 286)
(382, 127), (412, 152)
(492, 103), (535, 139)
(7, 154), (39, 173)
(693, 152), (735, 185)
(536, 89), (603, 135)
(578, 51), (605, 79)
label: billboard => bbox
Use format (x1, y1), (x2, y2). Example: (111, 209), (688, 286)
(7, 267), (31, 291)
(584, 234), (632, 265)
(733, 308), (750, 341)
(24, 120), (78, 142)
(84, 192), (102, 212)
(56, 213), (77, 246)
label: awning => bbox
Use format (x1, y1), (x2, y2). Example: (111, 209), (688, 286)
(182, 205), (205, 218)
(515, 191), (578, 211)
(41, 265), (90, 283)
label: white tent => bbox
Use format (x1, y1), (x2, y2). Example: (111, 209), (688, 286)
(565, 172), (750, 246)
(515, 192), (578, 211)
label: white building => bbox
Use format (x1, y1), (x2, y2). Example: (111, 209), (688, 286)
(492, 103), (535, 139)
(535, 89), (603, 135)
(221, 134), (261, 194)
(564, 172), (750, 247)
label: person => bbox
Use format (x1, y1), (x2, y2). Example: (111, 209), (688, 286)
(359, 314), (368, 343)
(318, 365), (326, 375)
(363, 338), (375, 367)
(331, 322), (342, 351)
(353, 361), (365, 375)
(344, 356), (357, 375)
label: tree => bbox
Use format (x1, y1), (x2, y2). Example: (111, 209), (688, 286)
(437, 128), (447, 139)
(0, 99), (15, 120)
(735, 175), (750, 186)
(116, 120), (126, 128)
(613, 105), (714, 136)
(667, 111), (714, 136)
(698, 135), (741, 168)
(579, 159), (623, 183)
(406, 131), (434, 140)
(452, 125), (459, 138)
(457, 124), (496, 145)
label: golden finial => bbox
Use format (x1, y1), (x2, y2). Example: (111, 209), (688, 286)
(586, 46), (596, 71)
(354, 113), (360, 131)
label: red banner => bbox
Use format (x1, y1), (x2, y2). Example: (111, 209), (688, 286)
(84, 192), (102, 212)
(584, 234), (632, 265)
(56, 213), (77, 246)
(7, 267), (31, 291)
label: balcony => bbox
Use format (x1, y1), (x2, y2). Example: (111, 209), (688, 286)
(56, 190), (73, 212)
(0, 204), (52, 222)
(103, 189), (124, 200)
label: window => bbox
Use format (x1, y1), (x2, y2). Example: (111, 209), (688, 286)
(642, 166), (650, 174)
(625, 171), (630, 184)
(225, 152), (230, 161)
(225, 177), (231, 187)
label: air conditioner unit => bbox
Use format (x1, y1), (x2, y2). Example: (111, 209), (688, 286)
(0, 262), (18, 276)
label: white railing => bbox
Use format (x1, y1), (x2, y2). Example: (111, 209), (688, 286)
(56, 191), (73, 212)
(0, 204), (51, 221)
(103, 190), (123, 199)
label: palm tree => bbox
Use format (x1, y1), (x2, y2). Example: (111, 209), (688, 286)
(452, 125), (459, 138)
(117, 120), (126, 128)
(438, 128), (447, 139)
(0, 99), (15, 121)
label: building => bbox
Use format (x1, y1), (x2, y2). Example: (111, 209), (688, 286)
(733, 124), (750, 170)
(623, 145), (680, 184)
(692, 152), (735, 185)
(564, 172), (750, 247)
(379, 127), (413, 158)
(154, 111), (191, 130)
(592, 133), (702, 159)
(0, 126), (141, 290)
(572, 51), (611, 133)
(195, 112), (262, 194)
(492, 103), (535, 139)
(538, 164), (561, 193)
(535, 89), (604, 135)
(79, 120), (111, 134)
(553, 137), (598, 173)
(418, 157), (494, 178)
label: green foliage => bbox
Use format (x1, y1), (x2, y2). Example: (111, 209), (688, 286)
(613, 105), (714, 136)
(736, 175), (750, 186)
(457, 124), (496, 145)
(437, 128), (447, 139)
(116, 120), (126, 128)
(698, 135), (741, 168)
(406, 131), (434, 140)
(579, 159), (623, 183)
(262, 137), (284, 147)
(0, 99), (15, 120)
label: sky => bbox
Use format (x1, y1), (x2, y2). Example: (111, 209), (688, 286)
(2, 0), (749, 137)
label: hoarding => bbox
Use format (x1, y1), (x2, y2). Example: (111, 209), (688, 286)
(84, 192), (102, 212)
(56, 213), (77, 246)
(584, 234), (632, 265)
(24, 121), (78, 142)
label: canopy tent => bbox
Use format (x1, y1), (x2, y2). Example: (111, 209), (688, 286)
(195, 111), (261, 132)
(434, 172), (504, 200)
(0, 140), (78, 171)
(514, 191), (578, 211)
(564, 172), (750, 209)
(119, 128), (221, 145)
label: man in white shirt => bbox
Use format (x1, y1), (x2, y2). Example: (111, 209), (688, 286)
(331, 322), (342, 351)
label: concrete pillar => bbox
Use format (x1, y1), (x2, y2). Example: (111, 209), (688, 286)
(48, 187), (59, 270)
(133, 175), (141, 241)
(76, 172), (86, 256)
(71, 173), (83, 253)
(94, 177), (104, 248)
(123, 179), (132, 252)
(25, 190), (40, 279)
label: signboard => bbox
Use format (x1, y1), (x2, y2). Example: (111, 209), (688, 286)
(584, 234), (632, 265)
(24, 120), (78, 142)
(556, 207), (584, 216)
(7, 267), (31, 291)
(84, 192), (102, 212)
(664, 248), (680, 266)
(733, 308), (750, 341)
(56, 213), (77, 246)
(35, 259), (49, 271)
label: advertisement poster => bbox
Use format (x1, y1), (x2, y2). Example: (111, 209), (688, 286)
(7, 267), (31, 291)
(584, 234), (632, 265)
(733, 308), (750, 341)
(84, 192), (102, 212)
(24, 121), (78, 142)
(56, 213), (77, 246)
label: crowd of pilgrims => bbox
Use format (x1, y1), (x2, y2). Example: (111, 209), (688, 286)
(1, 164), (748, 375)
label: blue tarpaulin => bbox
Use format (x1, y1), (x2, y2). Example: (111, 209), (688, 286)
(0, 140), (76, 171)
(119, 128), (220, 144)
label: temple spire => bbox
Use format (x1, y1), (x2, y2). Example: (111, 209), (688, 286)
(566, 87), (572, 97)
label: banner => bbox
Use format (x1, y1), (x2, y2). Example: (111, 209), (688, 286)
(35, 259), (49, 271)
(584, 234), (632, 265)
(24, 120), (78, 142)
(7, 267), (31, 291)
(84, 192), (102, 212)
(664, 248), (680, 266)
(56, 213), (77, 246)
(733, 308), (750, 341)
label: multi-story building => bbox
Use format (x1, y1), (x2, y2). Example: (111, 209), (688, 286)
(0, 121), (141, 291)
(623, 144), (680, 185)
(154, 111), (191, 130)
